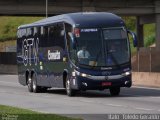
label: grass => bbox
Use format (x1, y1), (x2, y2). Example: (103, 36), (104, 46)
(0, 105), (82, 120)
(144, 23), (155, 47)
(0, 16), (44, 41)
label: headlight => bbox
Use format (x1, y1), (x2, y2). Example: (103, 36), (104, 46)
(125, 71), (131, 76)
(81, 73), (87, 77)
(74, 70), (89, 77)
(122, 71), (131, 76)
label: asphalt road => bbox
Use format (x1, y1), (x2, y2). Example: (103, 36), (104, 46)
(0, 75), (160, 120)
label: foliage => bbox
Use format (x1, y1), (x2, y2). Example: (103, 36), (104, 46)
(144, 23), (155, 47)
(122, 16), (136, 31)
(0, 105), (82, 120)
(122, 17), (155, 54)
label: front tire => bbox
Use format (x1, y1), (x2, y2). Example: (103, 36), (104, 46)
(32, 73), (40, 93)
(65, 76), (76, 97)
(27, 77), (33, 92)
(109, 87), (120, 96)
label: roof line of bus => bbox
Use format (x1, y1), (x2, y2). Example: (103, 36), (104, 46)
(18, 12), (123, 29)
(18, 15), (74, 29)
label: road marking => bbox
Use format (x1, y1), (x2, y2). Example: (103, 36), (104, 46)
(107, 104), (123, 107)
(135, 107), (154, 111)
(78, 99), (94, 103)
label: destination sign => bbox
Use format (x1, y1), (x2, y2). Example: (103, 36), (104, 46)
(81, 28), (98, 32)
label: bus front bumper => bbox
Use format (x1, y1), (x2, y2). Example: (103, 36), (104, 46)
(71, 74), (132, 90)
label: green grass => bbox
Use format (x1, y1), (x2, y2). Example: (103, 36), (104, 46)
(144, 23), (155, 47)
(0, 105), (82, 120)
(0, 16), (44, 41)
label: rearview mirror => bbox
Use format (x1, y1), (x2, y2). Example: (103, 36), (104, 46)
(127, 30), (137, 47)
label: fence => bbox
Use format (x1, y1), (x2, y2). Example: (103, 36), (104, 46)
(132, 47), (160, 72)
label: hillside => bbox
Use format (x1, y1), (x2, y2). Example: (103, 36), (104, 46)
(0, 16), (44, 41)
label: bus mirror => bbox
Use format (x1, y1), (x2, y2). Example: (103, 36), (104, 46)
(127, 30), (137, 47)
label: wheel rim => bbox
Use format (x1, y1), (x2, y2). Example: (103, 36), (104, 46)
(28, 78), (31, 88)
(66, 80), (70, 95)
(33, 78), (36, 90)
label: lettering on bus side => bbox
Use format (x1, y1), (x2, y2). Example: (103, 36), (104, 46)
(48, 50), (61, 60)
(22, 37), (39, 66)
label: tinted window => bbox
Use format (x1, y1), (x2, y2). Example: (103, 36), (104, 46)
(48, 23), (65, 48)
(39, 26), (48, 47)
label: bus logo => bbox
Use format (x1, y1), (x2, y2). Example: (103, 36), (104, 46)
(48, 50), (61, 60)
(102, 71), (111, 76)
(22, 37), (39, 66)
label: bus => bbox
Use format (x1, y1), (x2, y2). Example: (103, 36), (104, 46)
(17, 12), (137, 96)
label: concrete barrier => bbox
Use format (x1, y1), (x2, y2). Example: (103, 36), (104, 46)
(132, 72), (160, 88)
(0, 64), (17, 74)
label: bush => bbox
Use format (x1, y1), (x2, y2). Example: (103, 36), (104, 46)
(122, 16), (136, 31)
(144, 34), (155, 47)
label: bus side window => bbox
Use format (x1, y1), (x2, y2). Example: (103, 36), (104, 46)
(54, 23), (65, 49)
(26, 27), (34, 38)
(65, 23), (76, 63)
(34, 27), (40, 45)
(34, 27), (39, 36)
(48, 23), (65, 49)
(48, 26), (55, 47)
(40, 26), (44, 47)
(17, 29), (25, 54)
(40, 26), (48, 47)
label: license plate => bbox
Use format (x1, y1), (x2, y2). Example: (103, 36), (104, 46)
(102, 82), (112, 86)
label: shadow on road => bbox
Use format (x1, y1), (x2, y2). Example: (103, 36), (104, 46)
(120, 87), (160, 97)
(46, 88), (110, 98)
(44, 87), (160, 98)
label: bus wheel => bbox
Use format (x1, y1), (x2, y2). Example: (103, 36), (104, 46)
(27, 77), (33, 92)
(109, 87), (120, 96)
(32, 74), (40, 93)
(65, 77), (76, 97)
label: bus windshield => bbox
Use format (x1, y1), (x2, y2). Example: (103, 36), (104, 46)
(76, 28), (130, 67)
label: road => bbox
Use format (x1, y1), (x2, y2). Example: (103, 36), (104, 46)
(0, 75), (160, 120)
